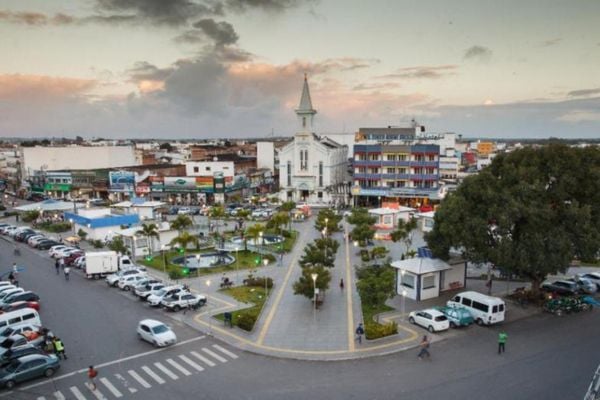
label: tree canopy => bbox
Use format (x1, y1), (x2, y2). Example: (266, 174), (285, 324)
(426, 145), (600, 290)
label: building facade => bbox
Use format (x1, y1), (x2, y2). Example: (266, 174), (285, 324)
(278, 76), (348, 206)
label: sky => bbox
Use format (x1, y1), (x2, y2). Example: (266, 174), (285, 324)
(0, 0), (599, 139)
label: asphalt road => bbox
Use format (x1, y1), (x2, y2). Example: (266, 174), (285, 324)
(1, 233), (599, 400)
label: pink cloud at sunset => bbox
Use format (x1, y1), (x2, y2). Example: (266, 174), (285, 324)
(0, 74), (96, 102)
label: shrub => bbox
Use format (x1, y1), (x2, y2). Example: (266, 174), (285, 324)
(77, 229), (88, 240)
(38, 221), (71, 232)
(360, 250), (371, 263)
(168, 268), (184, 280)
(236, 313), (256, 331)
(22, 210), (40, 223)
(90, 239), (104, 249)
(243, 276), (273, 288)
(281, 230), (291, 238)
(3, 211), (17, 217)
(365, 321), (398, 340)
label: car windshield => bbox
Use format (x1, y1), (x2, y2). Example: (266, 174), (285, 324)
(434, 316), (448, 322)
(154, 290), (166, 297)
(4, 360), (21, 373)
(152, 325), (169, 334)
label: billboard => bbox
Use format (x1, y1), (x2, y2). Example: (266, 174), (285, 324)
(109, 171), (135, 192)
(164, 177), (197, 192)
(195, 176), (213, 193)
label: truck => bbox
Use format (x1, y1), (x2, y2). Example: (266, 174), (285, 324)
(85, 251), (135, 279)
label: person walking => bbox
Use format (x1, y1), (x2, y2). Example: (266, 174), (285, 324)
(355, 323), (365, 344)
(88, 366), (98, 390)
(64, 266), (71, 281)
(59, 257), (65, 270)
(339, 278), (344, 290)
(417, 335), (431, 360)
(55, 259), (60, 275)
(498, 331), (507, 354)
(53, 337), (67, 360)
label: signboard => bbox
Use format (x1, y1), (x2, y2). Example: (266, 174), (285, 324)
(195, 176), (213, 193)
(109, 171), (135, 192)
(44, 183), (71, 192)
(150, 176), (164, 192)
(135, 183), (151, 194)
(214, 172), (225, 194)
(164, 177), (197, 192)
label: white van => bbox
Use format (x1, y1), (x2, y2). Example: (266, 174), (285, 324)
(0, 308), (42, 334)
(447, 291), (505, 325)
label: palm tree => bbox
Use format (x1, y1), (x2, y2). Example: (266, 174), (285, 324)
(245, 223), (265, 251)
(138, 223), (159, 256)
(170, 214), (192, 234)
(209, 205), (226, 234)
(271, 212), (290, 236)
(170, 231), (199, 270)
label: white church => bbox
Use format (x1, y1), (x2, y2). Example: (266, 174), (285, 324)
(278, 76), (349, 206)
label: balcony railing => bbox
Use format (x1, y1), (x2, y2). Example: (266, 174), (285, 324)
(353, 160), (438, 168)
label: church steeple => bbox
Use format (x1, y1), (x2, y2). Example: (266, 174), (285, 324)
(295, 74), (317, 132)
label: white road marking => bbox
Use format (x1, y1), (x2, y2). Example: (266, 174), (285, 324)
(114, 373), (136, 394)
(141, 366), (165, 385)
(0, 335), (206, 398)
(53, 393), (65, 400)
(202, 348), (227, 363)
(69, 386), (87, 400)
(166, 358), (191, 376)
(178, 354), (204, 372)
(212, 344), (238, 359)
(128, 370), (151, 388)
(190, 350), (216, 367)
(100, 377), (123, 398)
(37, 397), (46, 400)
(154, 362), (178, 380)
(85, 383), (107, 400)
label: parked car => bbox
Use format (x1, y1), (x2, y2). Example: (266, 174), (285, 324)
(177, 207), (193, 215)
(64, 251), (85, 265)
(73, 256), (86, 269)
(435, 306), (474, 328)
(408, 309), (450, 333)
(0, 353), (60, 389)
(27, 236), (47, 247)
(118, 275), (148, 291)
(565, 277), (598, 294)
(0, 226), (17, 235)
(147, 285), (188, 307)
(131, 278), (162, 292)
(0, 324), (44, 340)
(0, 289), (24, 303)
(48, 245), (71, 258)
(1, 292), (40, 307)
(14, 230), (35, 242)
(136, 319), (177, 347)
(35, 240), (60, 250)
(161, 293), (206, 311)
(576, 272), (600, 290)
(0, 301), (40, 313)
(0, 344), (44, 368)
(105, 269), (145, 287)
(135, 283), (165, 301)
(541, 280), (579, 296)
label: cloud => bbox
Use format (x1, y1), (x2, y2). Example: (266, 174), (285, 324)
(192, 19), (238, 46)
(173, 30), (206, 44)
(464, 45), (492, 61)
(567, 88), (600, 97)
(225, 0), (316, 13)
(378, 65), (458, 80)
(0, 10), (77, 25)
(0, 74), (96, 102)
(538, 38), (562, 47)
(557, 110), (600, 122)
(352, 82), (401, 91)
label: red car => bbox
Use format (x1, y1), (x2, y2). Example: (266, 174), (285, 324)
(64, 251), (85, 265)
(0, 301), (40, 313)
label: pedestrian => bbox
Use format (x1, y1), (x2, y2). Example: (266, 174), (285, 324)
(59, 257), (65, 270)
(64, 266), (70, 281)
(355, 323), (365, 344)
(53, 337), (67, 360)
(12, 263), (18, 274)
(8, 272), (15, 285)
(339, 278), (344, 290)
(486, 278), (493, 295)
(87, 365), (98, 390)
(417, 335), (430, 360)
(498, 331), (507, 354)
(55, 259), (60, 275)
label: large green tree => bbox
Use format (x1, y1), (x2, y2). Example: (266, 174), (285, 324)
(356, 263), (396, 307)
(390, 218), (417, 257)
(426, 145), (600, 291)
(314, 209), (342, 233)
(293, 265), (331, 300)
(170, 214), (193, 234)
(138, 223), (159, 256)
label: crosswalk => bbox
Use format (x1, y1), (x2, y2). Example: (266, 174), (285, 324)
(34, 344), (238, 400)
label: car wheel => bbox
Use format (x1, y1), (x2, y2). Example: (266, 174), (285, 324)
(153, 340), (159, 347)
(173, 305), (181, 312)
(44, 368), (55, 377)
(476, 319), (484, 326)
(428, 325), (434, 333)
(449, 321), (456, 329)
(408, 317), (415, 324)
(124, 286), (130, 291)
(5, 380), (16, 389)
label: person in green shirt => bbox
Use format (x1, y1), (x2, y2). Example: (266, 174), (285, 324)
(498, 331), (507, 354)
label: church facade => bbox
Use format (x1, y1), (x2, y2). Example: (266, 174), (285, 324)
(278, 76), (349, 206)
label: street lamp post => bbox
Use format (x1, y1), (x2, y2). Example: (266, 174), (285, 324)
(161, 245), (166, 275)
(401, 289), (407, 322)
(263, 258), (269, 296)
(311, 273), (318, 322)
(205, 279), (212, 336)
(235, 246), (239, 284)
(259, 231), (264, 263)
(196, 254), (200, 277)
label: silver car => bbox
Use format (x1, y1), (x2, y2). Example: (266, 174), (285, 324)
(567, 277), (598, 294)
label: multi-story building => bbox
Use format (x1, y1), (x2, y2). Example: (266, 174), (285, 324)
(278, 76), (349, 206)
(352, 126), (442, 208)
(476, 141), (495, 156)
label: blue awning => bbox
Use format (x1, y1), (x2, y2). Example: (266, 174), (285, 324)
(64, 212), (139, 229)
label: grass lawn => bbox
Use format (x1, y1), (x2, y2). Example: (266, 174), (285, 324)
(214, 285), (270, 331)
(264, 229), (298, 253)
(138, 248), (275, 277)
(361, 302), (397, 340)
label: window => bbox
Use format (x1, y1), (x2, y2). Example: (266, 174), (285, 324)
(492, 305), (498, 313)
(428, 155), (436, 161)
(193, 167), (199, 173)
(461, 298), (472, 307)
(498, 304), (504, 312)
(472, 301), (489, 313)
(422, 275), (436, 289)
(386, 168), (395, 174)
(319, 162), (323, 187)
(401, 273), (414, 289)
(302, 117), (306, 128)
(8, 317), (21, 324)
(318, 191), (323, 199)
(205, 166), (211, 171)
(434, 316), (447, 322)
(287, 161), (291, 186)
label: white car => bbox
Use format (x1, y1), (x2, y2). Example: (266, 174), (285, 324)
(0, 288), (25, 302)
(408, 309), (450, 333)
(54, 248), (80, 259)
(177, 207), (193, 215)
(136, 319), (177, 347)
(147, 285), (188, 307)
(161, 293), (207, 311)
(0, 225), (16, 235)
(105, 269), (145, 287)
(74, 256), (85, 269)
(576, 272), (600, 290)
(48, 245), (71, 257)
(118, 275), (148, 291)
(27, 236), (47, 246)
(135, 283), (165, 300)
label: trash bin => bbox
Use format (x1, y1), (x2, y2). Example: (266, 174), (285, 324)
(224, 312), (233, 328)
